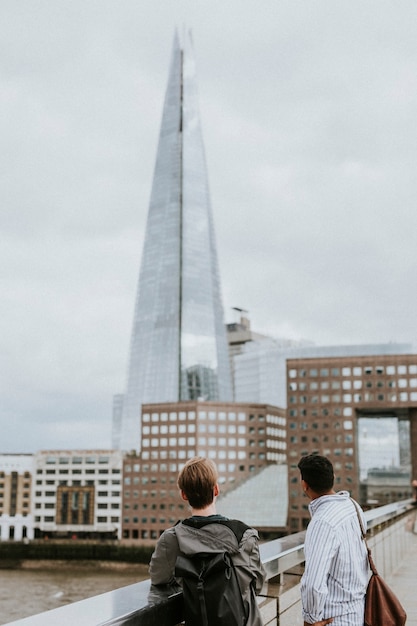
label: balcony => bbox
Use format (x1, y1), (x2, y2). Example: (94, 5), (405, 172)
(5, 499), (417, 626)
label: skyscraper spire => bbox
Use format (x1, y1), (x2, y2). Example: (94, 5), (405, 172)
(117, 30), (232, 451)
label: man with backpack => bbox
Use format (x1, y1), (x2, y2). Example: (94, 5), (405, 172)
(149, 456), (266, 626)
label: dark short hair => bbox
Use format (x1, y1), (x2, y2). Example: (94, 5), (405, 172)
(298, 454), (334, 494)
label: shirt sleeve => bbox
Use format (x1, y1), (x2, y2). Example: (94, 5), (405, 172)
(251, 536), (267, 593)
(149, 528), (179, 585)
(240, 529), (267, 593)
(301, 518), (338, 623)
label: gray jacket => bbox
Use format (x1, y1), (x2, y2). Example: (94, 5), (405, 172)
(149, 515), (266, 626)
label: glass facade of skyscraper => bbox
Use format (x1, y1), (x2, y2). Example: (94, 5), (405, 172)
(119, 31), (232, 450)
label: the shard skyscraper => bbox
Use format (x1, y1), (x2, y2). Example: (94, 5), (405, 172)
(116, 30), (232, 451)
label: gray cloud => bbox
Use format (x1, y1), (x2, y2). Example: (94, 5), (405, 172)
(2, 0), (417, 451)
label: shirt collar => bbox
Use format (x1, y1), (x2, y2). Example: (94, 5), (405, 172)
(309, 490), (350, 516)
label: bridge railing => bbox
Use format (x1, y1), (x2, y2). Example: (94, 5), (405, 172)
(5, 499), (416, 626)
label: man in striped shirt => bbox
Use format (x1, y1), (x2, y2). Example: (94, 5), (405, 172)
(298, 454), (369, 626)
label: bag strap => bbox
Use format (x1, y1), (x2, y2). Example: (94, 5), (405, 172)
(351, 498), (378, 576)
(180, 517), (251, 544)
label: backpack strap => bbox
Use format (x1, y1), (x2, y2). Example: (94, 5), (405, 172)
(351, 497), (378, 576)
(181, 517), (251, 544)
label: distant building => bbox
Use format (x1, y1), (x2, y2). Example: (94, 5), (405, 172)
(286, 353), (417, 532)
(111, 394), (124, 450)
(234, 341), (413, 407)
(362, 467), (412, 507)
(226, 313), (270, 398)
(227, 314), (268, 360)
(32, 450), (123, 539)
(116, 30), (232, 451)
(0, 454), (34, 541)
(121, 401), (286, 542)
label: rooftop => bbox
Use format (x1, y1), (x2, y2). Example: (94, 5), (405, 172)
(217, 463), (288, 529)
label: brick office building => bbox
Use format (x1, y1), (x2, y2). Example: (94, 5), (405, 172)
(286, 354), (417, 532)
(122, 401), (286, 542)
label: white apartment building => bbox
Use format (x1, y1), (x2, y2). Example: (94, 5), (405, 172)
(0, 454), (34, 541)
(33, 450), (123, 539)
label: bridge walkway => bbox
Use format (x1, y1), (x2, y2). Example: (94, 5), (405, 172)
(387, 513), (417, 624)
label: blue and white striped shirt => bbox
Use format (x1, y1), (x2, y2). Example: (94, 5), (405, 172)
(301, 491), (369, 625)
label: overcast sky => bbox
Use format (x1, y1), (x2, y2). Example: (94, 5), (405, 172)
(2, 1), (417, 453)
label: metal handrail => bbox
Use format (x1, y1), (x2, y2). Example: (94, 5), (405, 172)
(4, 499), (415, 626)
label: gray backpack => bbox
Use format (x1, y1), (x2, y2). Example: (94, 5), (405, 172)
(174, 518), (250, 626)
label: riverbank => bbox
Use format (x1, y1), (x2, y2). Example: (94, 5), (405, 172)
(0, 558), (150, 573)
(0, 541), (154, 566)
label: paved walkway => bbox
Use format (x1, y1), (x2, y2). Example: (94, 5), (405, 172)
(386, 518), (417, 625)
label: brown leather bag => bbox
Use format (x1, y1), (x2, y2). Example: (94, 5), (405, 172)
(352, 499), (407, 626)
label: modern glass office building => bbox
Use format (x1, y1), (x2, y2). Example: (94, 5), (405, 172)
(118, 31), (232, 450)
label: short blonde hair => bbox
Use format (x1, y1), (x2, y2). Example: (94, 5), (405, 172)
(178, 457), (218, 509)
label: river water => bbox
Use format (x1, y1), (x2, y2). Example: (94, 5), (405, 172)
(0, 561), (150, 624)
